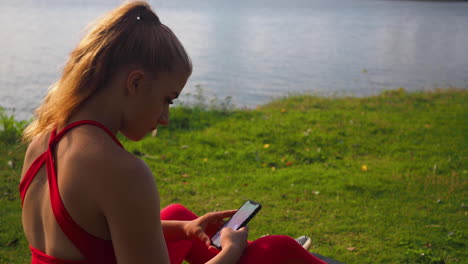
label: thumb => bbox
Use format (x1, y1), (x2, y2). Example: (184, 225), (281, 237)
(238, 226), (249, 232)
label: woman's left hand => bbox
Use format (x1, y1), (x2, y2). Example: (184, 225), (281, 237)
(184, 210), (237, 247)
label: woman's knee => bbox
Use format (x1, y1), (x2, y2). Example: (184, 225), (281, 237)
(160, 204), (198, 220)
(242, 236), (314, 264)
(253, 235), (298, 250)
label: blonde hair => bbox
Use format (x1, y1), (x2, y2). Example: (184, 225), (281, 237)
(22, 1), (192, 142)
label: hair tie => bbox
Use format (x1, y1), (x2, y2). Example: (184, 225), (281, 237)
(134, 10), (161, 25)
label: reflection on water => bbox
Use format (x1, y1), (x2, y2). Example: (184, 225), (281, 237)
(1, 0), (468, 119)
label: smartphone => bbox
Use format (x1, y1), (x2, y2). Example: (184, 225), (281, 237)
(211, 200), (262, 249)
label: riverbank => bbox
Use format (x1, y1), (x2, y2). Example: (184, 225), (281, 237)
(1, 89), (467, 263)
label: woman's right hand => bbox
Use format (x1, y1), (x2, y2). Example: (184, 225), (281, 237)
(205, 226), (248, 263)
(218, 226), (249, 253)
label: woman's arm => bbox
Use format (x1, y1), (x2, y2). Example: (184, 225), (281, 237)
(95, 150), (247, 263)
(161, 220), (188, 241)
(97, 154), (170, 264)
(162, 210), (235, 245)
(162, 212), (248, 264)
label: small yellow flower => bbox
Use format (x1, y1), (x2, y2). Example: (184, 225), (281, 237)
(263, 144), (270, 149)
(281, 108), (287, 113)
(203, 158), (208, 163)
(271, 166), (276, 171)
(361, 165), (368, 172)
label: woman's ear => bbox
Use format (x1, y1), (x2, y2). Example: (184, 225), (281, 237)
(126, 70), (145, 95)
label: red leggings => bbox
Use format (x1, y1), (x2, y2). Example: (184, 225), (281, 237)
(161, 204), (326, 264)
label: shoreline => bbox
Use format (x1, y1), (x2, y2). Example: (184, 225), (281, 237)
(2, 86), (467, 122)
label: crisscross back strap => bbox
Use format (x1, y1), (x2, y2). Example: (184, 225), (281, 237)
(20, 120), (122, 262)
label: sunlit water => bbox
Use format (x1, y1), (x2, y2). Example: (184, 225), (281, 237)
(1, 0), (467, 119)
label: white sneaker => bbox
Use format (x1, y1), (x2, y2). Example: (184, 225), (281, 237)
(295, 235), (312, 250)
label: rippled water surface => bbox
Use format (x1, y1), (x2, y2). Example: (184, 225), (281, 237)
(1, 0), (467, 119)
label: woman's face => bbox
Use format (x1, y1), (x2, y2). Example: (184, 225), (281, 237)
(121, 70), (188, 141)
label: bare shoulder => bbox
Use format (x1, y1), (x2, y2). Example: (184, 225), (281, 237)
(94, 151), (160, 220)
(21, 132), (49, 178)
(90, 147), (157, 204)
(24, 132), (49, 159)
(61, 125), (157, 200)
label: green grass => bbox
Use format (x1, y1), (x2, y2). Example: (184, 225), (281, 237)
(1, 88), (467, 263)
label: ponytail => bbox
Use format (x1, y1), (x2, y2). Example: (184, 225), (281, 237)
(23, 1), (192, 142)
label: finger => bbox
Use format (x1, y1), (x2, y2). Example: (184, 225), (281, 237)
(206, 210), (237, 221)
(217, 219), (226, 227)
(208, 245), (220, 253)
(220, 227), (233, 234)
(238, 226), (249, 233)
(198, 232), (212, 247)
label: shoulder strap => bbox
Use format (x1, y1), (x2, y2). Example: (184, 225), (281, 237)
(19, 152), (47, 206)
(50, 120), (123, 148)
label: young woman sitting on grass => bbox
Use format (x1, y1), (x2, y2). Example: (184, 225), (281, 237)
(19, 1), (326, 264)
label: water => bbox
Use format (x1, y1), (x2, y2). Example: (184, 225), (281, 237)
(1, 0), (467, 120)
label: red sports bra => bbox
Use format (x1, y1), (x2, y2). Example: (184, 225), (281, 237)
(19, 120), (123, 264)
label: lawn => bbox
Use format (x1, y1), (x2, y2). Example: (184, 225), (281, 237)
(1, 88), (466, 263)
